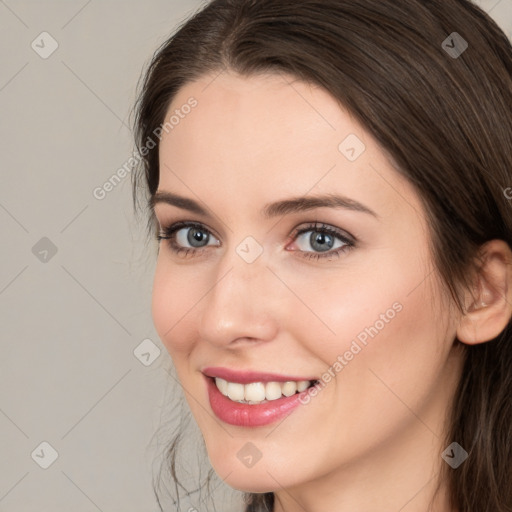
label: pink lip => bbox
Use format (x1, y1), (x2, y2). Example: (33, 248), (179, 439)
(203, 368), (319, 427)
(205, 376), (312, 427)
(202, 366), (317, 384)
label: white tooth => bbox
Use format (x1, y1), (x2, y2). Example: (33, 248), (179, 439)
(244, 382), (266, 402)
(265, 381), (282, 401)
(281, 381), (298, 397)
(215, 377), (228, 396)
(296, 380), (310, 392)
(227, 382), (245, 401)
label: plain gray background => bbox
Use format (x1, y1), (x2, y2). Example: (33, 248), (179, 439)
(0, 1), (511, 511)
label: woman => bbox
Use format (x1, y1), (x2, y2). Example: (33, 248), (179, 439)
(131, 0), (512, 510)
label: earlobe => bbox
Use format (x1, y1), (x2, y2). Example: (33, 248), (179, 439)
(456, 240), (512, 345)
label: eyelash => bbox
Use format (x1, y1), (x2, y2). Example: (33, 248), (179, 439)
(156, 221), (355, 261)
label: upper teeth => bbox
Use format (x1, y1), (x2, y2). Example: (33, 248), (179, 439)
(215, 377), (313, 403)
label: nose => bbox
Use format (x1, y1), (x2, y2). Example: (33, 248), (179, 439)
(197, 249), (279, 348)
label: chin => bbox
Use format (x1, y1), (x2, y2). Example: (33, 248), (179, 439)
(205, 448), (299, 494)
(219, 471), (282, 494)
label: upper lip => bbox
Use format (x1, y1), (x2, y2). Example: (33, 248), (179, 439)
(202, 366), (318, 384)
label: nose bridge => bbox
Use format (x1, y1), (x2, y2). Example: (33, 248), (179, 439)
(198, 243), (278, 346)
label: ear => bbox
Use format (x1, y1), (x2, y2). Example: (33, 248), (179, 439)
(457, 239), (512, 345)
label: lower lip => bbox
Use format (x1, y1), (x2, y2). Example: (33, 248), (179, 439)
(206, 376), (311, 427)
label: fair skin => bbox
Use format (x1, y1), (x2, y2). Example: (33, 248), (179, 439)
(150, 71), (512, 512)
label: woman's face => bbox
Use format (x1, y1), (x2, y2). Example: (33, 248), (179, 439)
(151, 71), (463, 497)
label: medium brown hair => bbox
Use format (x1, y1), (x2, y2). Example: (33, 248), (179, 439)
(131, 1), (512, 510)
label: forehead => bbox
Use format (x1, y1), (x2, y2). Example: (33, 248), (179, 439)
(157, 70), (422, 225)
(163, 71), (354, 163)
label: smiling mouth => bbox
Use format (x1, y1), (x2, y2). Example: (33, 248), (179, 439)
(213, 377), (318, 404)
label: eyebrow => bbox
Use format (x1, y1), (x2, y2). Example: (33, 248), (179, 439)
(150, 191), (378, 219)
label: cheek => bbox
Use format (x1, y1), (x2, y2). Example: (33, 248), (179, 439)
(319, 267), (450, 439)
(296, 247), (445, 404)
(306, 234), (435, 363)
(280, 257), (411, 368)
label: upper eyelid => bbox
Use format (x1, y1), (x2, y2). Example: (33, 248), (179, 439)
(163, 220), (221, 240)
(293, 223), (354, 241)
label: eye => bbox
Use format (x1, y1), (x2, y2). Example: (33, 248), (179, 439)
(157, 221), (220, 258)
(156, 220), (355, 261)
(288, 222), (355, 261)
